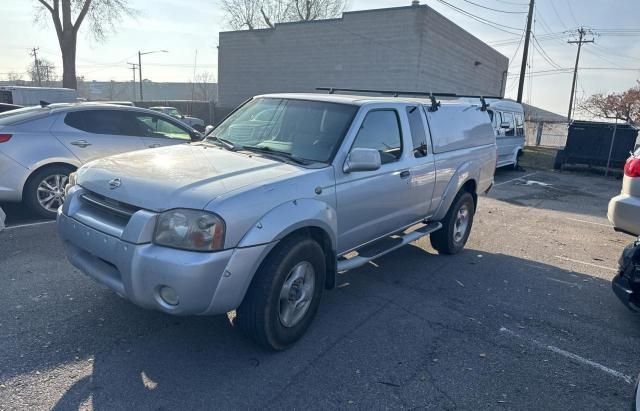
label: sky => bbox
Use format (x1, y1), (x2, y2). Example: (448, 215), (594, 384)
(1, 0), (639, 115)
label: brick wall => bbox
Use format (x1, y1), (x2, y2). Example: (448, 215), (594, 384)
(217, 5), (508, 110)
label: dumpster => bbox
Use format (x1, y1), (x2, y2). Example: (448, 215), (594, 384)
(554, 120), (639, 170)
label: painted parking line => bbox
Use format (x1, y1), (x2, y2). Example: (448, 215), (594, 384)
(4, 220), (55, 231)
(554, 255), (617, 272)
(500, 327), (633, 384)
(493, 172), (539, 187)
(565, 217), (612, 228)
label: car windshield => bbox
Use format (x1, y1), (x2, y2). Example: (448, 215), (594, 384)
(209, 98), (358, 163)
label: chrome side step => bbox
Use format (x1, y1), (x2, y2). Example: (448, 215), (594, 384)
(337, 222), (442, 272)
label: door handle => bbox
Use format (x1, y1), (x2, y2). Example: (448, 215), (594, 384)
(400, 170), (411, 179)
(70, 140), (91, 148)
(148, 144), (161, 148)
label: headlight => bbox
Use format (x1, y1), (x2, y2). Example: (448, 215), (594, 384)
(153, 209), (225, 252)
(64, 172), (77, 196)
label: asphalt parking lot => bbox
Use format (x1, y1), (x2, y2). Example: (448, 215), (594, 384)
(1, 167), (639, 410)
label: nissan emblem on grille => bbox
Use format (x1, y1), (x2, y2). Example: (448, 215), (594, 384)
(108, 178), (122, 189)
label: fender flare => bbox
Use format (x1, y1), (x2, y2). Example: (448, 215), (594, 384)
(237, 198), (338, 251)
(432, 161), (479, 221)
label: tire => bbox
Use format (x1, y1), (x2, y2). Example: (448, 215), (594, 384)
(512, 150), (522, 170)
(235, 235), (326, 350)
(553, 150), (565, 170)
(23, 165), (74, 219)
(430, 191), (475, 255)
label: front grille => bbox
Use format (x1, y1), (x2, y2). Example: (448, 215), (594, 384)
(80, 191), (141, 220)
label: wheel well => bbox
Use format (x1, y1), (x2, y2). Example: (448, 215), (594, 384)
(280, 226), (336, 290)
(23, 162), (77, 195)
(461, 179), (478, 210)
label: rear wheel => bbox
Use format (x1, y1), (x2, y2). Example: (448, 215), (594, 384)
(234, 235), (326, 350)
(24, 165), (74, 219)
(430, 191), (475, 255)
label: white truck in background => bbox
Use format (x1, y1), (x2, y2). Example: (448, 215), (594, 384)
(0, 86), (78, 106)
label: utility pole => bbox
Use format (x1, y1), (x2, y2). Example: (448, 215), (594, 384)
(127, 62), (138, 100)
(516, 0), (535, 103)
(567, 28), (594, 122)
(138, 51), (143, 101)
(137, 50), (168, 102)
(30, 47), (42, 87)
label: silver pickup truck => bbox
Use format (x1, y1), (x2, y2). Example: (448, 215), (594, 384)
(57, 91), (496, 350)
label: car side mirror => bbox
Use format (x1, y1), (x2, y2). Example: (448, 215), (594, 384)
(343, 148), (381, 173)
(190, 130), (203, 141)
(204, 125), (214, 136)
(180, 115), (185, 119)
(500, 122), (511, 129)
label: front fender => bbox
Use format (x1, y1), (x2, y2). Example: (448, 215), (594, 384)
(432, 161), (479, 221)
(237, 198), (338, 250)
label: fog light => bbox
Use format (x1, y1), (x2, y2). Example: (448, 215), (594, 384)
(159, 286), (179, 306)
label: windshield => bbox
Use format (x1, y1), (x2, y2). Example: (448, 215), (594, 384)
(210, 98), (358, 163)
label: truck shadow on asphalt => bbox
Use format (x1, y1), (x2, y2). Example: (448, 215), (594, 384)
(36, 244), (640, 409)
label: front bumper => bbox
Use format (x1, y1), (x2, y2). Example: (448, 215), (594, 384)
(612, 274), (640, 312)
(57, 210), (274, 316)
(608, 194), (640, 237)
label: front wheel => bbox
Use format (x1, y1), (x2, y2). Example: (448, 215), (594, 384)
(234, 235), (326, 350)
(430, 191), (475, 255)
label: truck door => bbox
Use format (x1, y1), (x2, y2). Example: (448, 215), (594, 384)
(335, 107), (417, 253)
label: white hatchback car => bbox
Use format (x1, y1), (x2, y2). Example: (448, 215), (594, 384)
(0, 103), (202, 218)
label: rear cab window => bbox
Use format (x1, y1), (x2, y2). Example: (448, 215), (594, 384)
(406, 106), (429, 158)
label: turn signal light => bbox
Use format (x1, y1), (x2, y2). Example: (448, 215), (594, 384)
(0, 134), (12, 143)
(624, 157), (640, 178)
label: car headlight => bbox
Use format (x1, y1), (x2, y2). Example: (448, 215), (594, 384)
(153, 209), (225, 252)
(64, 172), (77, 196)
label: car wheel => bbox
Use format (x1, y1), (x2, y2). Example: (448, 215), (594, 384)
(430, 191), (475, 255)
(235, 234), (326, 350)
(24, 165), (74, 219)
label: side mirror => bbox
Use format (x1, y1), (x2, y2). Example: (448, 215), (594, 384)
(500, 122), (511, 129)
(190, 130), (203, 141)
(180, 115), (185, 119)
(343, 148), (381, 173)
(204, 125), (215, 136)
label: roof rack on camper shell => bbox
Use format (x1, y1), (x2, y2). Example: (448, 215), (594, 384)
(315, 87), (502, 112)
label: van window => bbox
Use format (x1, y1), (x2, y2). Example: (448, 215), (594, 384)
(406, 106), (428, 157)
(515, 113), (525, 137)
(352, 110), (402, 164)
(502, 112), (515, 136)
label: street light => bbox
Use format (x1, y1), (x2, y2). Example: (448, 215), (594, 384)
(138, 49), (168, 101)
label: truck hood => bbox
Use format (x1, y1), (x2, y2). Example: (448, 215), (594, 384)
(76, 143), (304, 211)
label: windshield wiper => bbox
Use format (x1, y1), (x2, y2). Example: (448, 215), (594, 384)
(207, 135), (237, 151)
(241, 145), (309, 165)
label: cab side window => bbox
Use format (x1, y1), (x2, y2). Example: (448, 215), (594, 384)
(133, 114), (192, 140)
(502, 112), (515, 136)
(352, 110), (402, 164)
(406, 106), (428, 158)
(515, 113), (525, 137)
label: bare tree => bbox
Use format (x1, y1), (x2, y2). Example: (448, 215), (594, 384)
(220, 0), (260, 30)
(28, 57), (58, 86)
(34, 0), (135, 90)
(194, 71), (216, 101)
(5, 72), (24, 83)
(220, 0), (346, 30)
(580, 85), (640, 124)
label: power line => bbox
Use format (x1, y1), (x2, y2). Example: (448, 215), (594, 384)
(456, 0), (528, 14)
(531, 34), (562, 69)
(548, 0), (568, 31)
(434, 0), (524, 35)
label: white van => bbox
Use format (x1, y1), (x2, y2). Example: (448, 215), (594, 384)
(0, 86), (77, 106)
(487, 99), (525, 169)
